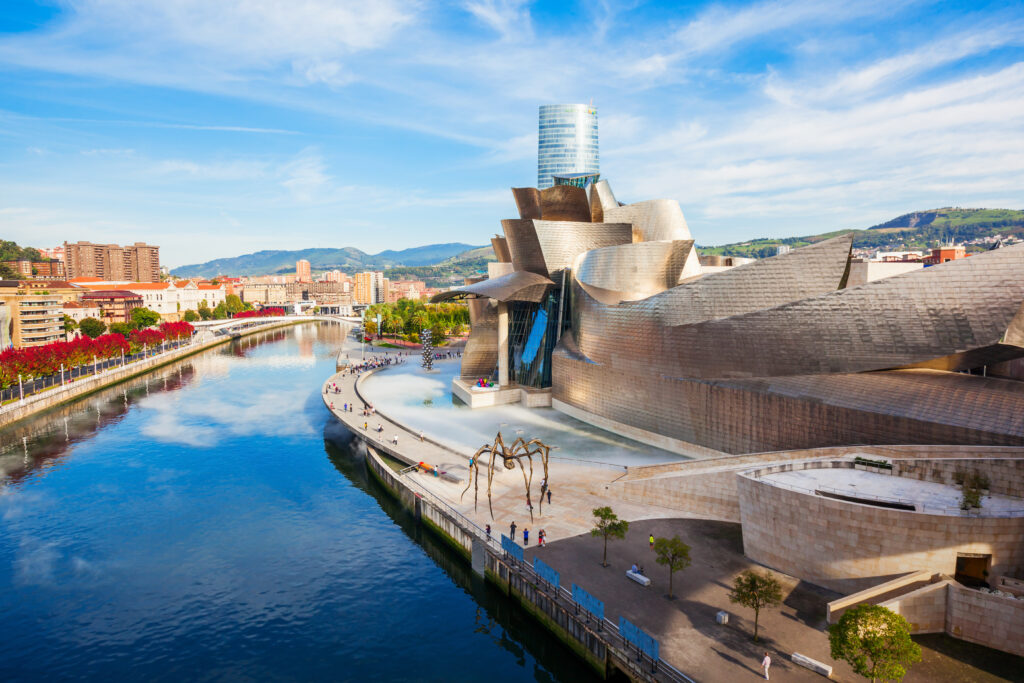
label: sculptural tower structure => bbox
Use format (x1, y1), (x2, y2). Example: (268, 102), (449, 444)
(537, 104), (599, 189)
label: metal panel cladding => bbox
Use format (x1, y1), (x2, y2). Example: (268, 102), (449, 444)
(537, 104), (599, 190)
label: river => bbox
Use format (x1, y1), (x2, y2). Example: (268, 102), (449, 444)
(0, 324), (598, 682)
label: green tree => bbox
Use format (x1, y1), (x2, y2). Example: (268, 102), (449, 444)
(729, 570), (784, 641)
(79, 317), (106, 339)
(225, 294), (244, 314)
(109, 322), (133, 338)
(828, 604), (921, 683)
(0, 263), (19, 279)
(430, 322), (447, 344)
(63, 314), (77, 333)
(198, 301), (213, 320)
(130, 307), (160, 329)
(213, 302), (229, 319)
(183, 310), (199, 322)
(590, 506), (629, 567)
(653, 536), (692, 598)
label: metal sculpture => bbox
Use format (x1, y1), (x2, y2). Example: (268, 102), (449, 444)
(462, 432), (551, 523)
(420, 329), (434, 371)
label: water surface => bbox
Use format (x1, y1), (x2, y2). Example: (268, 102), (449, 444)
(0, 324), (596, 681)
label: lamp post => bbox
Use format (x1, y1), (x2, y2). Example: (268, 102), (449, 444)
(61, 363), (64, 387)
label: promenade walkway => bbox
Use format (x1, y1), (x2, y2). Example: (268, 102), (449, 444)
(323, 341), (1015, 683)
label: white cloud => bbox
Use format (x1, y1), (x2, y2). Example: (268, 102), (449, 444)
(463, 0), (532, 39)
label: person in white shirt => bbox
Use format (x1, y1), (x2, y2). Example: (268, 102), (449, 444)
(761, 652), (771, 680)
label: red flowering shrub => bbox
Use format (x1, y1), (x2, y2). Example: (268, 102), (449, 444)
(232, 307), (286, 319)
(159, 321), (194, 340)
(0, 333), (130, 388)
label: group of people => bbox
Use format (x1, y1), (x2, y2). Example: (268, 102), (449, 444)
(502, 521), (547, 548)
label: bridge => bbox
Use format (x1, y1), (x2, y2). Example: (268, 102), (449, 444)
(191, 315), (359, 339)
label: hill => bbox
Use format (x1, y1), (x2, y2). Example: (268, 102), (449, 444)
(171, 242), (484, 278)
(699, 208), (1024, 258)
(383, 247), (496, 287)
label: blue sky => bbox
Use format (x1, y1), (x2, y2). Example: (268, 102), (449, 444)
(1, 0), (1023, 268)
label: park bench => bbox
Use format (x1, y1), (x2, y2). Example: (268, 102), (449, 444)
(626, 570), (651, 586)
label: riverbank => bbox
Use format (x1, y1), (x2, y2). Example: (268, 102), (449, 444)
(325, 359), (1023, 683)
(0, 317), (324, 429)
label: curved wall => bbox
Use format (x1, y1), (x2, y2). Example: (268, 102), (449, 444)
(574, 240), (693, 304)
(737, 466), (1024, 590)
(461, 298), (498, 379)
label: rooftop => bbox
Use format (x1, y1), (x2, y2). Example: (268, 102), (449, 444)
(759, 466), (1024, 516)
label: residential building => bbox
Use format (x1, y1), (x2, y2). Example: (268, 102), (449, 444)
(296, 259), (312, 283)
(2, 259), (65, 279)
(80, 290), (144, 324)
(64, 241), (161, 282)
(353, 271), (385, 304)
(39, 246), (64, 262)
(924, 244), (967, 265)
(62, 300), (103, 326)
(387, 280), (428, 302)
(537, 104), (599, 189)
(240, 283), (288, 305)
(0, 281), (65, 348)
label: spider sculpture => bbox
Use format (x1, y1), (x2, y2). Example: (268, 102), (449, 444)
(461, 432), (551, 523)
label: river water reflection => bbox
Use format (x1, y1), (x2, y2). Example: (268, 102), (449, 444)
(0, 324), (597, 682)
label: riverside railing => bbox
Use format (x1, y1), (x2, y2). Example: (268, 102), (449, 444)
(393, 460), (693, 683)
(0, 339), (192, 407)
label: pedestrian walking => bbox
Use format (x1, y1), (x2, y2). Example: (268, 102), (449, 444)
(419, 431), (425, 442)
(485, 524), (491, 538)
(510, 521), (517, 539)
(649, 534), (655, 550)
(363, 422), (368, 430)
(546, 489), (551, 505)
(761, 652), (771, 680)
(523, 528), (529, 545)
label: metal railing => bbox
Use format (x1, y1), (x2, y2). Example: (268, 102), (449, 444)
(0, 340), (192, 408)
(391, 457), (693, 682)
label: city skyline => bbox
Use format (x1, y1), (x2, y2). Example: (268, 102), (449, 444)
(1, 1), (1023, 267)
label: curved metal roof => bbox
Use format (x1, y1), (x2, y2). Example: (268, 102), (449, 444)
(430, 270), (555, 303)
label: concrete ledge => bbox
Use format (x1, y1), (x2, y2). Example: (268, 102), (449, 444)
(551, 398), (725, 459)
(451, 379), (551, 409)
(791, 652), (832, 677)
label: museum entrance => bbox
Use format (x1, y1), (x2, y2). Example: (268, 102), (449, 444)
(954, 553), (991, 588)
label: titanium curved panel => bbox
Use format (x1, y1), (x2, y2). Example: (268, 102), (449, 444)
(538, 185), (591, 222)
(501, 219), (548, 276)
(512, 188), (542, 220)
(461, 298), (499, 379)
(552, 351), (1024, 453)
(589, 180), (617, 223)
(430, 270), (554, 303)
(573, 240), (1024, 381)
(572, 234), (854, 366)
(603, 199), (701, 278)
(532, 220), (632, 275)
(491, 236), (512, 263)
(574, 240), (694, 304)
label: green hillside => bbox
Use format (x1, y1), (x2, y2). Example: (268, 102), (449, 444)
(171, 242), (485, 278)
(699, 208), (1024, 258)
(383, 246), (496, 287)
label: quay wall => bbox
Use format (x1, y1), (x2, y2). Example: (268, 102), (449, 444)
(361, 446), (689, 682)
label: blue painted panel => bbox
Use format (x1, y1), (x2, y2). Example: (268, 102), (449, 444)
(571, 583), (604, 620)
(619, 617), (659, 661)
(501, 534), (524, 561)
(532, 557), (560, 590)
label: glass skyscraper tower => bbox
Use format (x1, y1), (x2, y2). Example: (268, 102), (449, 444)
(537, 104), (599, 189)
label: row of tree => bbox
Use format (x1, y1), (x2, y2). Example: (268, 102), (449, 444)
(362, 299), (470, 343)
(181, 294), (250, 322)
(590, 506), (921, 682)
(1, 320), (195, 388)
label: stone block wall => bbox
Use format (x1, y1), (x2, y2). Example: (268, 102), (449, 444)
(946, 584), (1024, 657)
(892, 458), (1024, 498)
(737, 471), (1024, 589)
(878, 581), (949, 633)
(611, 468), (742, 521)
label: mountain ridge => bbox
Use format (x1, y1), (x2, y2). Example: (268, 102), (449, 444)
(171, 242), (484, 278)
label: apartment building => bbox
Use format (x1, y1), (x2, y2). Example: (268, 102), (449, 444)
(0, 281), (65, 348)
(64, 241), (161, 282)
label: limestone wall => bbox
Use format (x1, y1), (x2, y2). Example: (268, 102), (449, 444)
(878, 581), (950, 634)
(737, 473), (1024, 589)
(892, 458), (1024, 498)
(946, 584), (1024, 657)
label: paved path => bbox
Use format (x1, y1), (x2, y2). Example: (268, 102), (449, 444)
(322, 341), (1020, 683)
